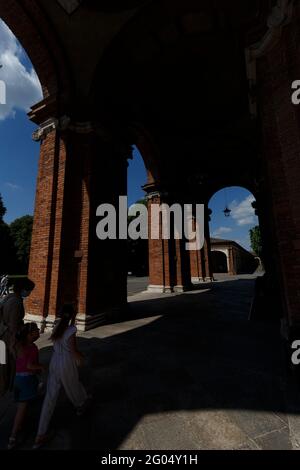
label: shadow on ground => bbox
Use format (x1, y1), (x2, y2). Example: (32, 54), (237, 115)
(0, 276), (296, 450)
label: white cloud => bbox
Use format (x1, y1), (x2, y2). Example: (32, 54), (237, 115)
(5, 182), (21, 191)
(230, 195), (256, 226)
(0, 19), (42, 120)
(212, 226), (232, 237)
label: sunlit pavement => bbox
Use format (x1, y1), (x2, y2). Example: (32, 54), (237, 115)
(1, 274), (300, 450)
(127, 276), (149, 296)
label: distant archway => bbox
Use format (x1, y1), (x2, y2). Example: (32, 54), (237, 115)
(208, 186), (261, 276)
(211, 250), (228, 273)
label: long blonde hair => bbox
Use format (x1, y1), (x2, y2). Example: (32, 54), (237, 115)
(51, 304), (76, 341)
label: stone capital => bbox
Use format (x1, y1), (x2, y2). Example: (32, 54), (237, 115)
(32, 117), (58, 142)
(247, 0), (294, 60)
(142, 182), (169, 201)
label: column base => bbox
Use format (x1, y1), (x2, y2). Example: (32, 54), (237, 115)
(147, 285), (173, 293)
(191, 277), (205, 283)
(76, 312), (108, 331)
(25, 305), (127, 333)
(24, 313), (56, 334)
(173, 285), (190, 293)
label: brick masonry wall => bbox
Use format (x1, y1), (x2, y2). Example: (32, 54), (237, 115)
(257, 5), (300, 326)
(0, 0), (69, 97)
(148, 195), (171, 288)
(27, 131), (130, 322)
(26, 130), (60, 316)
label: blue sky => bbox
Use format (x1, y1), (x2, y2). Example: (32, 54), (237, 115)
(0, 19), (258, 251)
(209, 187), (258, 251)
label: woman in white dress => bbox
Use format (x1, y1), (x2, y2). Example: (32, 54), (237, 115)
(34, 304), (90, 448)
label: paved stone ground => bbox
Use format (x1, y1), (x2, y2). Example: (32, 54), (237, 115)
(127, 276), (149, 296)
(1, 274), (300, 450)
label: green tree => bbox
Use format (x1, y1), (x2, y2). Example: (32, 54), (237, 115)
(249, 225), (262, 257)
(0, 193), (16, 273)
(0, 193), (6, 221)
(10, 215), (33, 274)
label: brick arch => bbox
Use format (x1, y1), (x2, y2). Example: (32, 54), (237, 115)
(129, 124), (162, 187)
(207, 183), (257, 206)
(211, 250), (229, 274)
(0, 0), (69, 99)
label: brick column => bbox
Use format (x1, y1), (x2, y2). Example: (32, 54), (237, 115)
(25, 123), (62, 328)
(203, 206), (213, 281)
(256, 6), (300, 329)
(173, 238), (192, 292)
(26, 118), (83, 327)
(78, 137), (130, 328)
(227, 247), (237, 276)
(190, 215), (205, 283)
(26, 117), (131, 331)
(25, 118), (92, 329)
(190, 246), (204, 283)
(189, 204), (212, 282)
(147, 192), (175, 293)
(146, 190), (192, 293)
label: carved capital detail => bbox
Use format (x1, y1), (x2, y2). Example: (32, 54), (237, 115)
(32, 116), (97, 141)
(245, 0), (294, 117)
(32, 118), (58, 141)
(249, 0), (294, 59)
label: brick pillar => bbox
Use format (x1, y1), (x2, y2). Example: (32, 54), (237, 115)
(26, 118), (130, 331)
(26, 123), (82, 325)
(147, 192), (175, 293)
(189, 204), (212, 282)
(146, 190), (191, 293)
(174, 238), (191, 292)
(227, 247), (237, 276)
(203, 206), (213, 281)
(25, 124), (62, 328)
(26, 120), (94, 330)
(190, 247), (203, 283)
(257, 7), (300, 329)
(190, 216), (205, 283)
(79, 137), (130, 328)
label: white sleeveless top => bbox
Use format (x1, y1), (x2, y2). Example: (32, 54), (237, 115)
(53, 325), (77, 355)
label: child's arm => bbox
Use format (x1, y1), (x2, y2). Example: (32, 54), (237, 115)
(27, 362), (44, 372)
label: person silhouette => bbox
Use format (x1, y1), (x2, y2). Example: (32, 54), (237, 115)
(34, 304), (91, 448)
(0, 278), (35, 397)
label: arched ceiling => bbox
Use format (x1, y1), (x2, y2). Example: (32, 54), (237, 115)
(88, 0), (268, 189)
(4, 0), (271, 192)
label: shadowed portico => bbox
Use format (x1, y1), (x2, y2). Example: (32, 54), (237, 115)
(1, 274), (298, 450)
(0, 1), (299, 345)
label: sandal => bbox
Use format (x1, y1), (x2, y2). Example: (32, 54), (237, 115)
(76, 395), (92, 417)
(7, 436), (17, 450)
(32, 432), (55, 450)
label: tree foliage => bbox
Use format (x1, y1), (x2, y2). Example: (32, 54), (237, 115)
(0, 193), (6, 221)
(0, 193), (33, 274)
(0, 193), (15, 273)
(10, 215), (33, 274)
(249, 225), (262, 257)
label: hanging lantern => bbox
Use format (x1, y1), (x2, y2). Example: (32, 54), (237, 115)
(223, 206), (231, 217)
(223, 187), (231, 217)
